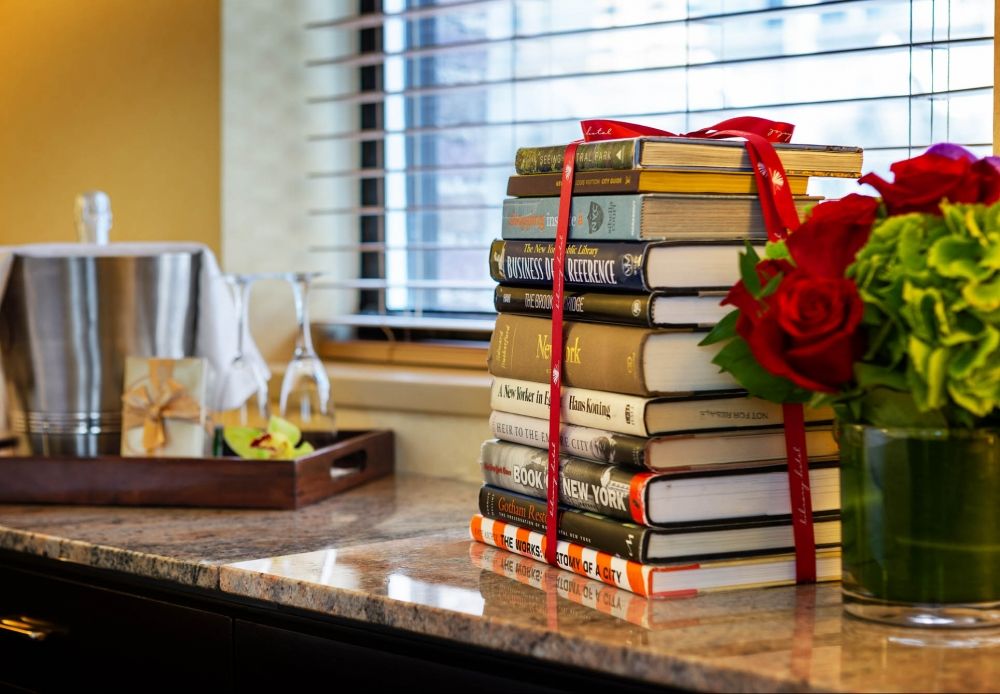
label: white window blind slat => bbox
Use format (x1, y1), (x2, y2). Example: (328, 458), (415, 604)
(303, 0), (994, 335)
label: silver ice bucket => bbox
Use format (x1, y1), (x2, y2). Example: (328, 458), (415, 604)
(0, 251), (201, 456)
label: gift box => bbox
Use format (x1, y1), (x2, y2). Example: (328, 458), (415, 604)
(121, 357), (207, 458)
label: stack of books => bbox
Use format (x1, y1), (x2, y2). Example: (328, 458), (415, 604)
(472, 134), (863, 598)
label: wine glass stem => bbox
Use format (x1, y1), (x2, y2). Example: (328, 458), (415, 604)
(232, 277), (247, 361)
(292, 275), (316, 359)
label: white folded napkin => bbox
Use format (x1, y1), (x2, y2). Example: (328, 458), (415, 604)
(0, 242), (269, 412)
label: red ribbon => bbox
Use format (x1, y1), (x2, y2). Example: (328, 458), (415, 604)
(544, 141), (581, 565)
(543, 117), (816, 583)
(783, 403), (816, 583)
(581, 117), (801, 243)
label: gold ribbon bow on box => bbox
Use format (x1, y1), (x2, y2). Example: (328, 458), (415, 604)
(122, 359), (202, 454)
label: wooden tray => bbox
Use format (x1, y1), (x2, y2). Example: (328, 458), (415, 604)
(0, 429), (394, 510)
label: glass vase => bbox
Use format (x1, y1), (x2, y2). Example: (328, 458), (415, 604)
(838, 423), (1000, 628)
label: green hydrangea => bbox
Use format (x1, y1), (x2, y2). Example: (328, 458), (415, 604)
(847, 202), (1000, 427)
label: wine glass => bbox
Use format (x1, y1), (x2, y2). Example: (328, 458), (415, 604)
(278, 272), (335, 435)
(218, 274), (270, 428)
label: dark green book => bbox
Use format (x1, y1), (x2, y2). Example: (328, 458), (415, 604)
(493, 285), (729, 328)
(478, 486), (841, 563)
(513, 137), (863, 177)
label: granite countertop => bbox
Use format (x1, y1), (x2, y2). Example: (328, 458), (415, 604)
(0, 473), (997, 692)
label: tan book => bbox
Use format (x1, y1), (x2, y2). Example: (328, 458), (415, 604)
(487, 313), (734, 396)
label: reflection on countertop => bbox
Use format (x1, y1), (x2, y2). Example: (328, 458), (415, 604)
(0, 473), (997, 692)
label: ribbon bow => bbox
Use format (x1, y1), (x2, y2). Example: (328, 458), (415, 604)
(122, 359), (202, 454)
(579, 116), (802, 241)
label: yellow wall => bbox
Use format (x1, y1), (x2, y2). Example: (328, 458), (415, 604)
(0, 0), (220, 255)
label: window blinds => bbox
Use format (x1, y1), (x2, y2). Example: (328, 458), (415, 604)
(304, 0), (994, 335)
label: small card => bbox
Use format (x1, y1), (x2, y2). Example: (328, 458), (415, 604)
(121, 357), (207, 458)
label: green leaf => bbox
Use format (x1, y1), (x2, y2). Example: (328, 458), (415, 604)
(738, 245), (762, 296)
(924, 346), (950, 409)
(963, 275), (1000, 312)
(764, 240), (791, 262)
(711, 337), (812, 403)
(943, 203), (969, 238)
(859, 387), (949, 428)
(854, 362), (909, 391)
(699, 310), (739, 346)
(982, 242), (1000, 270)
(898, 217), (931, 274)
(928, 236), (988, 280)
(962, 205), (987, 243)
(948, 326), (999, 379)
(901, 285), (939, 343)
(948, 381), (1000, 418)
(759, 272), (783, 299)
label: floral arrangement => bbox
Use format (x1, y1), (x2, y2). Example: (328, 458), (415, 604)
(703, 144), (1000, 428)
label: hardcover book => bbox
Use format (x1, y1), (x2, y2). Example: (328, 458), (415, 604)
(478, 485), (842, 563)
(513, 137), (863, 177)
(479, 439), (841, 526)
(487, 313), (734, 396)
(489, 239), (764, 291)
(470, 514), (842, 598)
(489, 376), (829, 437)
(493, 286), (731, 328)
(500, 193), (822, 241)
(506, 169), (812, 197)
(488, 410), (837, 470)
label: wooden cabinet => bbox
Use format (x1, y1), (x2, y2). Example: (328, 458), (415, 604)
(233, 620), (567, 693)
(0, 551), (661, 694)
(0, 561), (231, 693)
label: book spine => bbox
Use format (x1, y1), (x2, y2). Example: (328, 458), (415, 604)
(489, 377), (653, 437)
(501, 195), (643, 241)
(469, 514), (652, 597)
(479, 486), (650, 562)
(489, 410), (649, 468)
(493, 286), (655, 327)
(514, 140), (639, 175)
(488, 239), (650, 292)
(488, 313), (654, 395)
(507, 170), (644, 197)
(479, 439), (651, 523)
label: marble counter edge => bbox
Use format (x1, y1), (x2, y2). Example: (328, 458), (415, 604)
(0, 523), (219, 589)
(218, 550), (810, 693)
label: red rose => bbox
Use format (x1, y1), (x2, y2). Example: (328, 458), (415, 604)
(724, 268), (864, 392)
(786, 194), (879, 278)
(859, 151), (1000, 215)
(722, 258), (792, 321)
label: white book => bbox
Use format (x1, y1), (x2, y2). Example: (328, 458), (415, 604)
(489, 410), (837, 471)
(490, 377), (833, 438)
